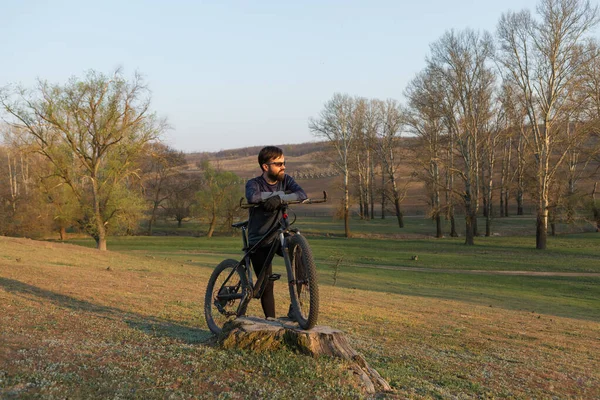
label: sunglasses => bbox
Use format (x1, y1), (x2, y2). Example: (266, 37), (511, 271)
(266, 161), (286, 167)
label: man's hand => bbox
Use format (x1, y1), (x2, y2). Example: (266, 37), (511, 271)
(263, 195), (282, 211)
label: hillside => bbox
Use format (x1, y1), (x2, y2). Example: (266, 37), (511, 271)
(1, 234), (599, 398)
(185, 139), (429, 216)
(184, 139), (600, 221)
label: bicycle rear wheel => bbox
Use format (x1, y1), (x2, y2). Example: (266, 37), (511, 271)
(204, 259), (249, 335)
(287, 234), (319, 330)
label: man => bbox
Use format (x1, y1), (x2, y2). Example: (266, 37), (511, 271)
(245, 146), (307, 319)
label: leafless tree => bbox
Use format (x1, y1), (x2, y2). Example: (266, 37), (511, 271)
(429, 29), (496, 245)
(497, 0), (600, 249)
(309, 93), (357, 237)
(374, 98), (408, 229)
(404, 68), (446, 237)
(164, 172), (201, 229)
(140, 142), (186, 235)
(481, 96), (506, 236)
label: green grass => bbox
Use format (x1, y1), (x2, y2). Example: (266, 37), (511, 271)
(142, 212), (597, 238)
(3, 228), (600, 399)
(59, 219), (600, 323)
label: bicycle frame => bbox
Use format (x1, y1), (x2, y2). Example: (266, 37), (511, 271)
(215, 205), (294, 311)
(214, 193), (327, 316)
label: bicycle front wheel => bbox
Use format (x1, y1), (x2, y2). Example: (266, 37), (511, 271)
(204, 259), (249, 335)
(287, 234), (319, 330)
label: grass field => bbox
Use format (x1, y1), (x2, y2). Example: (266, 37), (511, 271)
(1, 216), (599, 398)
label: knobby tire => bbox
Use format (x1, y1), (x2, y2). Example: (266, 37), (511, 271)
(204, 259), (249, 335)
(287, 234), (319, 330)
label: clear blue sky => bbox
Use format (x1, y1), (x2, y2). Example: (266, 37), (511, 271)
(2, 0), (541, 152)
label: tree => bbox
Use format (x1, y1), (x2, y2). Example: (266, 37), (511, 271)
(163, 173), (200, 228)
(429, 29), (496, 245)
(1, 69), (166, 250)
(481, 96), (506, 237)
(309, 93), (357, 238)
(375, 98), (410, 229)
(140, 142), (186, 235)
(405, 69), (446, 237)
(497, 0), (600, 249)
(194, 160), (243, 238)
(350, 98), (378, 220)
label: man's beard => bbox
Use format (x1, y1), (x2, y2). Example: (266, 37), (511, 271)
(267, 170), (284, 182)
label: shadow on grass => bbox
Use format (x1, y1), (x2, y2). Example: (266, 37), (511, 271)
(0, 277), (213, 344)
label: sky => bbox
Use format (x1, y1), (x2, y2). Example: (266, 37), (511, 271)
(1, 0), (543, 153)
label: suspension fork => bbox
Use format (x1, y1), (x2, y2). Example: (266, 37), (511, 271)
(282, 232), (297, 286)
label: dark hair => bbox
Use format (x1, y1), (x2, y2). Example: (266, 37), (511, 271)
(258, 146), (283, 168)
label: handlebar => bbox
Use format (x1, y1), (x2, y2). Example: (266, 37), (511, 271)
(240, 191), (328, 209)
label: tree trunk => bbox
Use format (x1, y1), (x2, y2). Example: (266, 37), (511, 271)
(482, 196), (488, 218)
(370, 159), (375, 220)
(147, 198), (160, 235)
(219, 317), (392, 395)
(536, 211), (548, 250)
(517, 189), (524, 215)
(358, 197), (364, 220)
(177, 218), (183, 228)
(593, 182), (600, 232)
(381, 173), (386, 219)
(394, 198), (404, 228)
(344, 171), (350, 238)
(92, 178), (107, 251)
(450, 213), (458, 237)
(59, 226), (67, 241)
(465, 211), (475, 245)
(207, 212), (217, 238)
(464, 190), (475, 245)
(435, 213), (442, 238)
(500, 188), (505, 217)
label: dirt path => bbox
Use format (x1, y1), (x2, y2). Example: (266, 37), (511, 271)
(342, 263), (600, 277)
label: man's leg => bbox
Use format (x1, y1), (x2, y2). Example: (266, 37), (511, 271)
(250, 248), (275, 319)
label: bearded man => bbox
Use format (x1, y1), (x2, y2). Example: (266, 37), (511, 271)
(245, 146), (307, 319)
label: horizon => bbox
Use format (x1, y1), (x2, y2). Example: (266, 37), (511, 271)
(3, 0), (551, 153)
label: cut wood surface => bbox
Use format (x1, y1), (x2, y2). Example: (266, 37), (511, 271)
(219, 316), (392, 394)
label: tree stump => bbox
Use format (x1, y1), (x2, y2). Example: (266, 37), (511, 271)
(219, 316), (392, 394)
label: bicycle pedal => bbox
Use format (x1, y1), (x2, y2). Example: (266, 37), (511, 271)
(269, 273), (281, 281)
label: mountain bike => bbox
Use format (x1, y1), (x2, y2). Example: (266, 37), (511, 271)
(204, 192), (327, 335)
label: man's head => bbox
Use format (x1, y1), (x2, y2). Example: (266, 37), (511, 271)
(258, 146), (285, 183)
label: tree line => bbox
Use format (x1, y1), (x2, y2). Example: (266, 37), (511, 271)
(310, 0), (600, 248)
(2, 0), (600, 251)
(0, 70), (244, 250)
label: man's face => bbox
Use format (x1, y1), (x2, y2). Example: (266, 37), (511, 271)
(264, 155), (286, 182)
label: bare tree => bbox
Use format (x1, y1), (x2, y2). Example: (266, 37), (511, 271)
(140, 142), (186, 235)
(497, 0), (600, 249)
(309, 93), (357, 237)
(346, 98), (380, 221)
(349, 98), (370, 219)
(164, 172), (200, 228)
(1, 69), (166, 250)
(481, 97), (506, 236)
(375, 99), (408, 229)
(429, 29), (496, 245)
(404, 68), (446, 237)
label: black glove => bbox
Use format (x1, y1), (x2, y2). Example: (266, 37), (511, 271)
(263, 195), (282, 212)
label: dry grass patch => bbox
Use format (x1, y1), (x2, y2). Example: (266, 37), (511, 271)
(1, 236), (599, 399)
